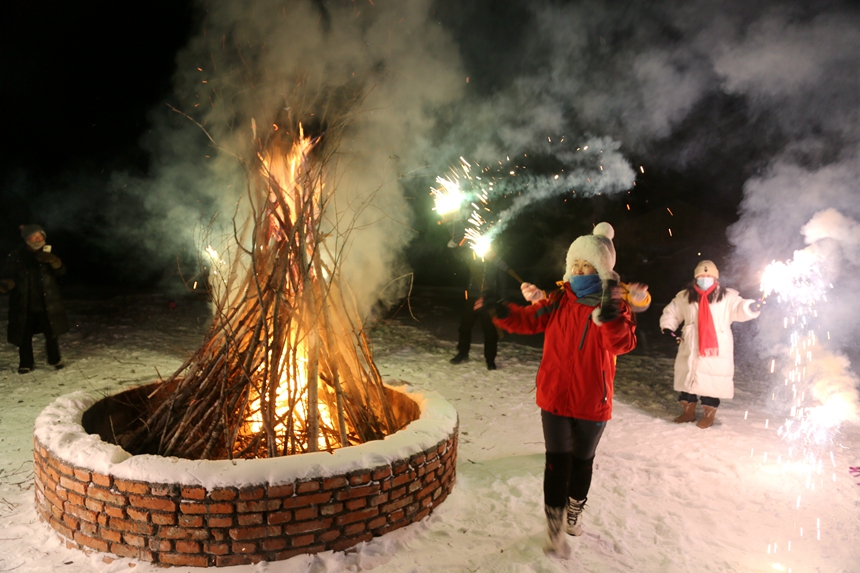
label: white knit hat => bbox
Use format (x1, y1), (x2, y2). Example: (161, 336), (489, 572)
(693, 260), (719, 279)
(564, 222), (619, 281)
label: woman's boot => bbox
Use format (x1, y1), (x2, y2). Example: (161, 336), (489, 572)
(543, 505), (571, 558)
(673, 400), (697, 423)
(697, 405), (717, 429)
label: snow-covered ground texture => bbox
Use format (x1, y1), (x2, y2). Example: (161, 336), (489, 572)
(1, 292), (858, 573)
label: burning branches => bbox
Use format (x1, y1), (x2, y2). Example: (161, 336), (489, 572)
(122, 118), (400, 460)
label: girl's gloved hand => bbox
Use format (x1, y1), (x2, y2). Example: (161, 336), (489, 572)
(520, 282), (545, 303)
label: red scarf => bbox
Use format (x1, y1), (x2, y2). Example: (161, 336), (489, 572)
(694, 283), (719, 357)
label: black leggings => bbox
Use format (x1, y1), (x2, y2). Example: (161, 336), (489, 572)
(541, 410), (606, 508)
(678, 391), (720, 408)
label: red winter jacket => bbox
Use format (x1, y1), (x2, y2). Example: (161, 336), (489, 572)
(493, 283), (637, 421)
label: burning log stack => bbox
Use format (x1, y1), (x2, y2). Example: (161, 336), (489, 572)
(120, 118), (399, 460)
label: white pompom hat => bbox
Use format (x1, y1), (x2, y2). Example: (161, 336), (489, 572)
(564, 222), (619, 281)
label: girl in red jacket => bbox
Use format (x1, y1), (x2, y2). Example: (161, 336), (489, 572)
(484, 222), (639, 558)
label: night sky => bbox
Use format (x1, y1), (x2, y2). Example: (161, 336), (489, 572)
(2, 0), (859, 305)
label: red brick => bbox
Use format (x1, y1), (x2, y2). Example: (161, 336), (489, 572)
(79, 520), (98, 537)
(109, 518), (154, 535)
(369, 493), (390, 506)
(181, 486), (206, 500)
(291, 534), (316, 547)
(188, 528), (212, 541)
(408, 481), (423, 494)
(345, 498), (367, 511)
(337, 484), (381, 501)
(176, 540), (201, 553)
(204, 542), (230, 555)
(208, 515), (234, 527)
(238, 486), (265, 500)
(261, 537), (287, 551)
(236, 500), (269, 513)
(72, 468), (91, 482)
(100, 528), (122, 543)
(266, 484), (293, 498)
(65, 491), (84, 507)
(129, 496), (176, 512)
(151, 512), (176, 525)
(285, 518), (331, 534)
(417, 483), (439, 500)
(114, 479), (149, 495)
(367, 516), (387, 530)
(276, 546), (325, 559)
(344, 522), (366, 536)
(156, 526), (190, 539)
(54, 461), (75, 477)
(319, 529), (341, 543)
(150, 483), (179, 497)
(237, 513), (263, 526)
(124, 533), (146, 547)
(409, 453), (425, 466)
(208, 502), (234, 514)
(391, 473), (412, 488)
(91, 473), (111, 488)
(104, 505), (125, 518)
(65, 503), (98, 524)
(322, 476), (347, 490)
(372, 466), (392, 480)
(294, 506), (318, 521)
(179, 514), (204, 528)
(44, 489), (64, 511)
(320, 503), (344, 516)
(330, 532), (372, 552)
(392, 461), (408, 475)
(59, 476), (87, 495)
(160, 553), (209, 567)
(110, 543), (145, 559)
(210, 488), (238, 501)
(425, 459), (441, 474)
(425, 450), (439, 462)
(388, 509), (405, 522)
(231, 541), (258, 554)
(88, 486), (127, 506)
(388, 486), (407, 501)
(126, 507), (150, 522)
(217, 554), (261, 566)
(336, 507), (378, 526)
(289, 491), (332, 507)
(296, 480), (321, 494)
(84, 498), (104, 513)
(229, 526), (269, 540)
(50, 517), (75, 540)
(74, 531), (109, 552)
(349, 473), (371, 486)
(267, 511), (292, 525)
(179, 501), (206, 514)
(149, 538), (172, 552)
(415, 507), (431, 521)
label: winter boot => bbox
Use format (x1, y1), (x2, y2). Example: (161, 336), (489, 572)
(673, 400), (697, 423)
(565, 497), (586, 536)
(542, 504), (571, 558)
(449, 352), (469, 365)
(697, 405), (717, 429)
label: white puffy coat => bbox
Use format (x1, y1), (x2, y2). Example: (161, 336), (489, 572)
(659, 288), (760, 399)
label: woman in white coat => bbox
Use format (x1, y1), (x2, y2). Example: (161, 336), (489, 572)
(659, 260), (761, 428)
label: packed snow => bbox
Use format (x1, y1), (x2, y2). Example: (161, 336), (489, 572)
(0, 289), (858, 572)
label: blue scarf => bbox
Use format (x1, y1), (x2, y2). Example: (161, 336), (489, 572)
(570, 274), (602, 297)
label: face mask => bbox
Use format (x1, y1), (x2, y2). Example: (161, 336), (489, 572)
(570, 273), (602, 296)
(696, 277), (715, 289)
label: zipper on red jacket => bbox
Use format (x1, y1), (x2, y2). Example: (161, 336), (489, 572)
(602, 370), (608, 403)
(578, 319), (590, 350)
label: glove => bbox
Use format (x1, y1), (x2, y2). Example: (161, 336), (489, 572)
(0, 279), (14, 294)
(627, 282), (649, 303)
(750, 298), (764, 313)
(480, 290), (510, 319)
(662, 328), (682, 344)
(597, 280), (621, 322)
(520, 282), (545, 303)
(36, 251), (63, 269)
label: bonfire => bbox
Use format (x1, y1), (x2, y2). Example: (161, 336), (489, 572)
(118, 113), (399, 460)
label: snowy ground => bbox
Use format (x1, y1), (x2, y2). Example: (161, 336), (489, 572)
(0, 290), (858, 573)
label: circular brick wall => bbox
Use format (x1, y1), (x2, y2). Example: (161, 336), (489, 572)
(33, 383), (458, 567)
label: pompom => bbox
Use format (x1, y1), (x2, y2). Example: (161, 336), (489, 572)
(592, 222), (614, 240)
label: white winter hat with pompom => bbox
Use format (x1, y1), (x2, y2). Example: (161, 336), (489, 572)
(564, 222), (619, 281)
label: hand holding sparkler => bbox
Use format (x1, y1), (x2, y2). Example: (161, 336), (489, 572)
(750, 297), (764, 313)
(475, 290), (510, 319)
(597, 279), (622, 323)
(521, 282), (545, 303)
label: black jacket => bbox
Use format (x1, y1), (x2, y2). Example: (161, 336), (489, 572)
(2, 245), (69, 345)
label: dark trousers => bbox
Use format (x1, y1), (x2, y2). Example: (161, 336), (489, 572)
(678, 391), (720, 408)
(541, 410), (606, 508)
(19, 312), (61, 369)
(456, 301), (498, 362)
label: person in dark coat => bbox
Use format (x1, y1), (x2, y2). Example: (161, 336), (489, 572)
(449, 243), (503, 370)
(0, 224), (69, 374)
